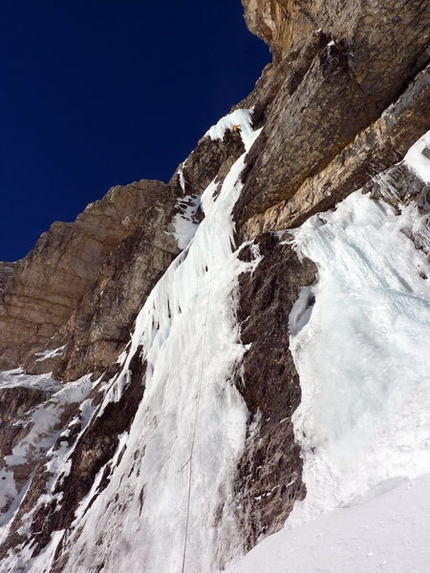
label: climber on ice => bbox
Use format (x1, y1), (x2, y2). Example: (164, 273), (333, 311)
(232, 124), (241, 133)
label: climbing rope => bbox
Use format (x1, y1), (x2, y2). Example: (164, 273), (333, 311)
(180, 198), (218, 573)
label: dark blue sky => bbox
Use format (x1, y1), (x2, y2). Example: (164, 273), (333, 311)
(0, 1), (269, 262)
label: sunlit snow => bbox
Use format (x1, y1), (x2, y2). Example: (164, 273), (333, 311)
(229, 472), (430, 573)
(205, 109), (254, 144)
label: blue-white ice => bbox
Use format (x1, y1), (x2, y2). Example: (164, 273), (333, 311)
(2, 121), (430, 573)
(288, 134), (430, 527)
(14, 111), (261, 573)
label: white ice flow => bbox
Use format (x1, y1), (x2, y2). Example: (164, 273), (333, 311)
(288, 171), (430, 527)
(11, 110), (260, 573)
(173, 108), (255, 250)
(229, 130), (430, 573)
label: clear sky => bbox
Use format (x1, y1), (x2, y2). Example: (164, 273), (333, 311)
(0, 1), (269, 262)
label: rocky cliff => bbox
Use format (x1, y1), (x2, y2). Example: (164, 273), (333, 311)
(0, 1), (429, 571)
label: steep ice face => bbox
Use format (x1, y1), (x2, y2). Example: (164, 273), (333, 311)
(1, 112), (261, 573)
(173, 108), (255, 252)
(288, 156), (430, 526)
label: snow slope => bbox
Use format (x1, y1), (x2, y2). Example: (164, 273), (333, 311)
(230, 472), (430, 573)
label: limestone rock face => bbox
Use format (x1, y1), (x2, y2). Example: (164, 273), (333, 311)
(0, 180), (180, 378)
(234, 233), (316, 550)
(243, 0), (430, 71)
(242, 0), (320, 63)
(242, 61), (430, 238)
(0, 263), (16, 295)
(236, 0), (430, 232)
(27, 182), (181, 381)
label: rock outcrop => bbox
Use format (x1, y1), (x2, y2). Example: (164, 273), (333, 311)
(235, 0), (430, 233)
(234, 233), (316, 550)
(29, 182), (180, 382)
(0, 180), (180, 378)
(241, 60), (430, 238)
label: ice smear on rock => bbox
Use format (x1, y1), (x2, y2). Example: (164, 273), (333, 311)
(173, 192), (202, 249)
(404, 129), (430, 184)
(0, 371), (95, 555)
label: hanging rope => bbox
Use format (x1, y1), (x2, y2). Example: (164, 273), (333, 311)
(180, 204), (218, 573)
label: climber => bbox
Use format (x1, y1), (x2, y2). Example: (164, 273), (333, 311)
(232, 124), (241, 133)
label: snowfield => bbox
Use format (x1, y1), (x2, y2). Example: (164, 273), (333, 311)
(229, 472), (430, 573)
